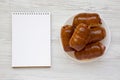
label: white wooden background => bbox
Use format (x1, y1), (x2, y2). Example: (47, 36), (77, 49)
(0, 0), (120, 80)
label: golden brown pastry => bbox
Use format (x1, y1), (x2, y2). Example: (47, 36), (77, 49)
(74, 42), (105, 60)
(88, 26), (106, 43)
(61, 25), (74, 52)
(73, 13), (102, 27)
(69, 23), (90, 51)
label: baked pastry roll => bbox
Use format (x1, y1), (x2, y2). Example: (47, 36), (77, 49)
(69, 23), (90, 51)
(88, 26), (106, 43)
(73, 13), (102, 27)
(74, 42), (105, 60)
(61, 25), (74, 52)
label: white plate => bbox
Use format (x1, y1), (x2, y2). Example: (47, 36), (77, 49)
(60, 14), (111, 63)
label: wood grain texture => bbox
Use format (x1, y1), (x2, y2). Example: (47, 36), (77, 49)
(0, 0), (120, 80)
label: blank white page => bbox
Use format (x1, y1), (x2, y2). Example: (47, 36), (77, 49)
(12, 12), (51, 67)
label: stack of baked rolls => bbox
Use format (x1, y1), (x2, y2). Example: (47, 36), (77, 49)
(61, 13), (106, 60)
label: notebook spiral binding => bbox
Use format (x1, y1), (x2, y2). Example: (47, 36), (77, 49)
(12, 12), (50, 15)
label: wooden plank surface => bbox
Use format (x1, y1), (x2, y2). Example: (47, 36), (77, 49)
(0, 0), (120, 80)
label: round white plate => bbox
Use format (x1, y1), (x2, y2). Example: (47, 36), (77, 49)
(60, 14), (111, 63)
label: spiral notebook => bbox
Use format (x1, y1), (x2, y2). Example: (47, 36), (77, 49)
(12, 12), (51, 67)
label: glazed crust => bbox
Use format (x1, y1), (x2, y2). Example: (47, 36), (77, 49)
(73, 13), (102, 27)
(74, 42), (105, 60)
(69, 23), (90, 51)
(88, 26), (106, 43)
(61, 25), (74, 52)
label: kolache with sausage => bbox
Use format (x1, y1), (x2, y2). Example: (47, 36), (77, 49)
(61, 13), (106, 60)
